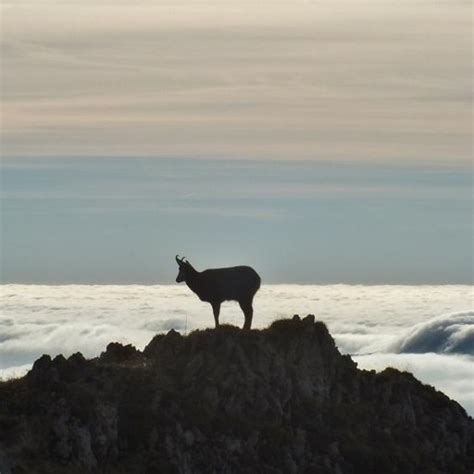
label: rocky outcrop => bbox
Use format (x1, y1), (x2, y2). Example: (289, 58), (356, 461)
(0, 316), (473, 473)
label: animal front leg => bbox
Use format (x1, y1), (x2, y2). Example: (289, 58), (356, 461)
(211, 302), (221, 328)
(239, 301), (253, 330)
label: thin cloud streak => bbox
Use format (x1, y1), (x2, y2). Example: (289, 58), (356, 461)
(2, 1), (471, 164)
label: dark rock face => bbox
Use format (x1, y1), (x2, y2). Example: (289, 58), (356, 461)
(0, 318), (473, 473)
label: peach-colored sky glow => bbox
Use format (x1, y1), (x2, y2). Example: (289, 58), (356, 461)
(1, 1), (472, 164)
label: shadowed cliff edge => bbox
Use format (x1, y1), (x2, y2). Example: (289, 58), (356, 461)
(0, 316), (473, 474)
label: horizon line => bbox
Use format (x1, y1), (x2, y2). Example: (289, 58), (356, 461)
(1, 282), (472, 287)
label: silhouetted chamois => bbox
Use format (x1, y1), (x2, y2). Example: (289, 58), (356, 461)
(175, 255), (261, 330)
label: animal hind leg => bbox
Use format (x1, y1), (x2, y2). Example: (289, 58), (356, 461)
(211, 302), (221, 328)
(239, 300), (253, 330)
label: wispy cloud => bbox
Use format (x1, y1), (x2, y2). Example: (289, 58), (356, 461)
(2, 1), (471, 163)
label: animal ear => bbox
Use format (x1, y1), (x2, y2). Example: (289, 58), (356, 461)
(175, 255), (182, 265)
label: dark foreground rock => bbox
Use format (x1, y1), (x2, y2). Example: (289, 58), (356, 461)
(0, 316), (473, 474)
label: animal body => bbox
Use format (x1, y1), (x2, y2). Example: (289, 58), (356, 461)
(175, 255), (261, 330)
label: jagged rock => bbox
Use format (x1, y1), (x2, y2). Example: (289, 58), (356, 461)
(0, 316), (473, 474)
(100, 342), (139, 363)
(143, 329), (183, 363)
(302, 314), (315, 324)
(32, 354), (51, 371)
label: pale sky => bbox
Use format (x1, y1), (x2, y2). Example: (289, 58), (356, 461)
(2, 0), (472, 164)
(2, 157), (472, 284)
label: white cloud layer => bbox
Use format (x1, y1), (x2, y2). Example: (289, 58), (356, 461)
(1, 284), (472, 414)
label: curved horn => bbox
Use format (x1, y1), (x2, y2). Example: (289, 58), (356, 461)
(175, 255), (182, 264)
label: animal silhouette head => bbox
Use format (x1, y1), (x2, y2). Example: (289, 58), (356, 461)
(175, 255), (191, 282)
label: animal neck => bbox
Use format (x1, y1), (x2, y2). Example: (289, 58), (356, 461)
(185, 266), (201, 293)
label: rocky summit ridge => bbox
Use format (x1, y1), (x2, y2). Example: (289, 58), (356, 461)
(0, 315), (473, 473)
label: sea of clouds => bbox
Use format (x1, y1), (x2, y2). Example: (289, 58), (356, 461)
(0, 285), (472, 414)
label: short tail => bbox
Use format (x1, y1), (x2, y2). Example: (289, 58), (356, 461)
(255, 273), (261, 292)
